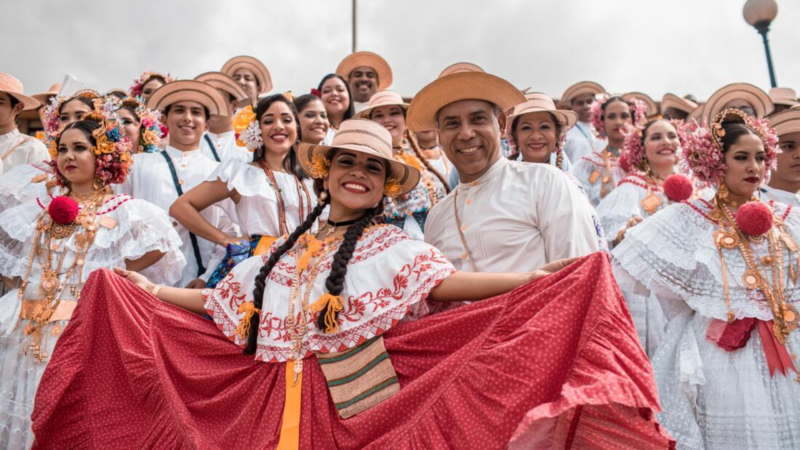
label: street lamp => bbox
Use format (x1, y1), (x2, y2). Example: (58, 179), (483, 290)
(743, 0), (779, 88)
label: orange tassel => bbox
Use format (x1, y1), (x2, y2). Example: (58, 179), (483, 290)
(234, 301), (261, 339)
(297, 235), (324, 271)
(310, 293), (343, 334)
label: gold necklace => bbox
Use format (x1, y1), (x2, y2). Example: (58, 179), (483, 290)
(453, 188), (480, 272)
(640, 172), (664, 216)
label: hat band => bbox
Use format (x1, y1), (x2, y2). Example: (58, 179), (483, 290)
(334, 128), (393, 150)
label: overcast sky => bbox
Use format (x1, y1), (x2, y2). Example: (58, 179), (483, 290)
(5, 0), (800, 102)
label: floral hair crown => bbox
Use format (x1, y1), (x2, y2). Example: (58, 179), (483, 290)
(590, 94), (649, 138)
(680, 108), (779, 188)
(232, 91), (297, 151)
(42, 90), (103, 147)
(129, 71), (174, 97)
(621, 116), (686, 173)
(48, 100), (134, 187)
(118, 97), (166, 153)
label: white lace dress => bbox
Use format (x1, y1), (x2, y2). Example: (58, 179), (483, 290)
(612, 199), (800, 449)
(0, 162), (58, 212)
(572, 149), (627, 207)
(596, 174), (668, 249)
(0, 194), (185, 449)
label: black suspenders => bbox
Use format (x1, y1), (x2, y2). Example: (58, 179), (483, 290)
(160, 151), (207, 277)
(203, 134), (221, 162)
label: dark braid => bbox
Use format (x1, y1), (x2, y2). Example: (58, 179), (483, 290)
(245, 195), (329, 354)
(317, 205), (380, 331)
(405, 131), (451, 193)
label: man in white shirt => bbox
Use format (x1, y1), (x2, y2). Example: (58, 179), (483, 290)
(195, 71), (252, 163)
(336, 51), (393, 113)
(408, 72), (599, 273)
(119, 80), (238, 288)
(764, 108), (800, 207)
(559, 81), (606, 164)
(0, 73), (48, 174)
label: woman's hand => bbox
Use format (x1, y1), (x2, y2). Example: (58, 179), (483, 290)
(114, 267), (155, 293)
(625, 216), (644, 230)
(527, 257), (580, 283)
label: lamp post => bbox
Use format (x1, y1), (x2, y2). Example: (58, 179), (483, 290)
(743, 0), (779, 88)
(352, 0), (358, 53)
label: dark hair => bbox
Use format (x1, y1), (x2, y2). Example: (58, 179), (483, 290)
(317, 74), (355, 124)
(293, 94), (322, 114)
(253, 94), (306, 178)
(719, 116), (759, 153)
(56, 119), (101, 147)
(143, 75), (168, 88)
(118, 105), (141, 124)
(6, 94), (20, 110)
(58, 97), (94, 115)
(601, 96), (644, 125)
(244, 158), (389, 354)
(509, 111), (564, 169)
(163, 104), (211, 120)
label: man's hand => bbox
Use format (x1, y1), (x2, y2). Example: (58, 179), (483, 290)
(527, 257), (580, 282)
(185, 278), (207, 289)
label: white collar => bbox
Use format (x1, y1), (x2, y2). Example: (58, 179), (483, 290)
(457, 156), (508, 188)
(0, 128), (20, 143)
(165, 145), (203, 159)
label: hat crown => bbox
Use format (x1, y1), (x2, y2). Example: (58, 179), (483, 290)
(0, 73), (25, 95)
(367, 90), (405, 108)
(521, 92), (557, 109)
(331, 119), (393, 158)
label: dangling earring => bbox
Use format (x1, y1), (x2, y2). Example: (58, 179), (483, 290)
(93, 177), (103, 191)
(319, 190), (329, 202)
(718, 182), (730, 204)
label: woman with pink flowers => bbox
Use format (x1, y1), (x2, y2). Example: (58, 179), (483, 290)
(612, 108), (800, 449)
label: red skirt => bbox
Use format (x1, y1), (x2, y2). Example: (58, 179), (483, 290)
(31, 253), (674, 449)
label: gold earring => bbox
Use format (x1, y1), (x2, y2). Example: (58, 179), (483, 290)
(718, 182), (730, 204)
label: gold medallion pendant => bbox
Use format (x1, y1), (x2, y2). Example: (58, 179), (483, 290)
(588, 170), (600, 184)
(40, 271), (59, 297)
(742, 269), (760, 290)
(714, 230), (739, 249)
(641, 193), (663, 215)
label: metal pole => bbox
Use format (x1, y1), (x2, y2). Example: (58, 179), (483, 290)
(352, 0), (357, 53)
(755, 21), (778, 88)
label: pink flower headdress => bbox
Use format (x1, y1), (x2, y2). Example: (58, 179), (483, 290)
(117, 97), (165, 153)
(42, 89), (103, 147)
(129, 71), (174, 98)
(590, 94), (649, 138)
(681, 108), (779, 188)
(621, 117), (687, 173)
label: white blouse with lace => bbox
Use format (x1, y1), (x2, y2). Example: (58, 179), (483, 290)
(572, 149), (627, 207)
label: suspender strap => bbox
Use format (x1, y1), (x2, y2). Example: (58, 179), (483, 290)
(203, 134), (221, 162)
(160, 151), (207, 277)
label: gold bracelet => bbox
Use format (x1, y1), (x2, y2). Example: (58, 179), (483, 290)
(151, 284), (163, 297)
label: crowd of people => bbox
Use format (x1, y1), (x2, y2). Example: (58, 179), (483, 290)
(0, 50), (799, 449)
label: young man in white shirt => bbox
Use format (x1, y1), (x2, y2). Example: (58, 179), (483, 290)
(0, 73), (48, 174)
(120, 80), (239, 288)
(195, 71), (252, 163)
(335, 51), (393, 113)
(559, 81), (606, 164)
(408, 72), (599, 273)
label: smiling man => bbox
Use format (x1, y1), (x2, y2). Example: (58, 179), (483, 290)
(119, 80), (238, 288)
(559, 81), (606, 164)
(0, 73), (47, 175)
(763, 108), (800, 207)
(408, 72), (600, 273)
(336, 51), (393, 113)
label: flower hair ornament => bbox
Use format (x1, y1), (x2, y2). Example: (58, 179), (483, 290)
(590, 94), (649, 138)
(117, 97), (165, 153)
(233, 106), (262, 151)
(48, 103), (134, 187)
(305, 152), (402, 199)
(42, 90), (104, 147)
(129, 71), (174, 98)
(681, 108), (779, 188)
(621, 116), (686, 173)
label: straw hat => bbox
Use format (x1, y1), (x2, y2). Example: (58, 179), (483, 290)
(701, 83), (774, 124)
(767, 106), (800, 136)
(622, 92), (658, 116)
(508, 92), (577, 130)
(336, 51), (393, 91)
(0, 73), (40, 110)
(297, 119), (420, 195)
(661, 93), (698, 115)
(356, 91), (409, 119)
(32, 83), (61, 106)
(406, 72), (525, 133)
(221, 55), (273, 94)
(438, 62), (484, 78)
(194, 72), (250, 108)
(559, 81), (606, 109)
(146, 80), (229, 117)
(769, 87), (800, 107)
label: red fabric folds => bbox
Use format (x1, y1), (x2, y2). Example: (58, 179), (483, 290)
(757, 320), (799, 377)
(31, 253), (673, 449)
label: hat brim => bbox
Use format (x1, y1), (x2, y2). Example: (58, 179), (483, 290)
(195, 72), (251, 108)
(221, 56), (273, 94)
(407, 72), (525, 132)
(297, 142), (421, 196)
(661, 93), (698, 114)
(623, 92), (659, 116)
(702, 83), (774, 124)
(146, 80), (229, 117)
(768, 107), (800, 136)
(336, 52), (393, 91)
(356, 101), (409, 119)
(559, 81), (606, 108)
(4, 91), (41, 111)
(508, 105), (577, 130)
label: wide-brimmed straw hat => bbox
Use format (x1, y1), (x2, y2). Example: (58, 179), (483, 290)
(356, 91), (409, 119)
(559, 81), (606, 109)
(195, 71), (250, 108)
(221, 55), (273, 94)
(297, 119), (420, 195)
(438, 62), (484, 79)
(406, 72), (525, 132)
(147, 80), (229, 117)
(622, 92), (658, 116)
(661, 93), (698, 115)
(32, 83), (61, 106)
(769, 87), (800, 107)
(0, 73), (41, 110)
(767, 106), (800, 136)
(701, 83), (774, 124)
(508, 92), (578, 130)
(336, 51), (393, 91)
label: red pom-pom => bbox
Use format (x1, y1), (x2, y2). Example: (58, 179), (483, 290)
(735, 201), (773, 236)
(663, 174), (694, 202)
(618, 151), (632, 173)
(48, 196), (80, 225)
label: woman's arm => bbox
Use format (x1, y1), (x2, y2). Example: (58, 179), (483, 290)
(124, 250), (165, 272)
(114, 267), (206, 315)
(1, 275), (18, 289)
(428, 257), (578, 302)
(169, 179), (245, 247)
